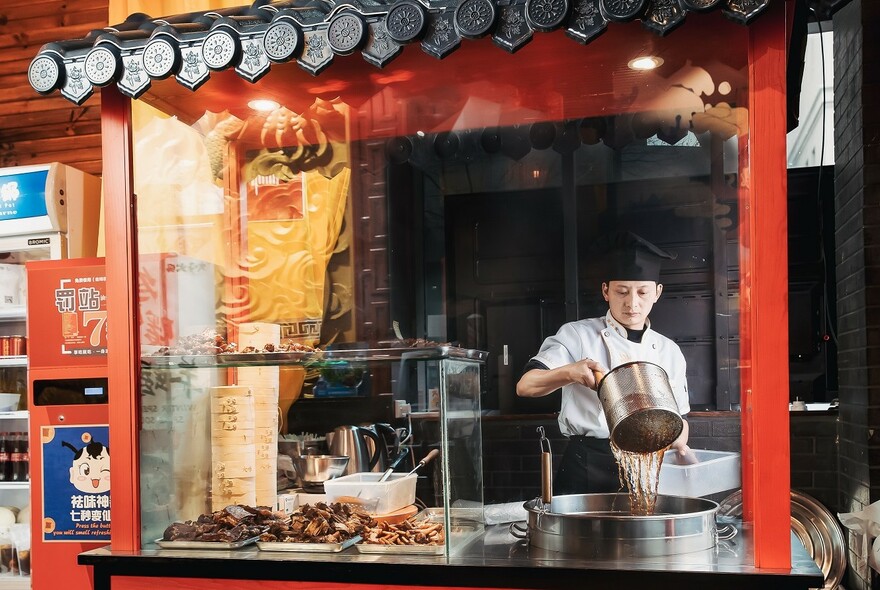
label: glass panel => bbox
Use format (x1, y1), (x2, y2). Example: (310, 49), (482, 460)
(438, 358), (484, 554)
(134, 10), (751, 554)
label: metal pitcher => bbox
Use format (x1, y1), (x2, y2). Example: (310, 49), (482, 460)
(327, 425), (381, 475)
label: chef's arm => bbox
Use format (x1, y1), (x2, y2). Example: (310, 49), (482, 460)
(516, 359), (606, 398)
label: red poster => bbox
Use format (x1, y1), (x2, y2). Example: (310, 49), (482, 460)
(26, 258), (107, 369)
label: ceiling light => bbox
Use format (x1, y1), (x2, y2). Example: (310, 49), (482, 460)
(628, 56), (664, 71)
(248, 98), (280, 112)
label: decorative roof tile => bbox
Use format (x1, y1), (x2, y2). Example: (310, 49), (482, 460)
(28, 0), (852, 105)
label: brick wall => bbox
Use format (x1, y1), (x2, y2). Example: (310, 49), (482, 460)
(834, 0), (878, 588)
(790, 414), (840, 513)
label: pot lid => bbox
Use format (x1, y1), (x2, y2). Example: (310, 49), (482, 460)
(27, 0), (853, 106)
(718, 489), (846, 590)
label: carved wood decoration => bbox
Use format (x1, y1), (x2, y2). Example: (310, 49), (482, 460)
(27, 0), (853, 107)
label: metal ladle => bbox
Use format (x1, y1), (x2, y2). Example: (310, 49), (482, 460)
(537, 426), (552, 508)
(378, 448), (440, 482)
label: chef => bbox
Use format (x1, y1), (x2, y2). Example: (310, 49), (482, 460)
(516, 231), (691, 494)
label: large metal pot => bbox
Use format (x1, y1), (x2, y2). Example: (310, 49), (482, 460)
(595, 361), (683, 453)
(516, 493), (720, 558)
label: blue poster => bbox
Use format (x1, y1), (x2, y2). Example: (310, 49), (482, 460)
(41, 425), (110, 542)
(0, 168), (50, 220)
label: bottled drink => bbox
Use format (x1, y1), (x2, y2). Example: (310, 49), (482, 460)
(10, 433), (23, 482)
(0, 433), (9, 482)
(20, 433), (28, 482)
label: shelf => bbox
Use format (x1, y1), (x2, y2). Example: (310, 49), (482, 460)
(141, 346), (488, 369)
(0, 358), (25, 369)
(0, 482), (28, 491)
(0, 575), (30, 590)
(0, 308), (25, 323)
(0, 412), (26, 421)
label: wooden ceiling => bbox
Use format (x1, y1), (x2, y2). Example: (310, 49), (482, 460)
(0, 0), (108, 177)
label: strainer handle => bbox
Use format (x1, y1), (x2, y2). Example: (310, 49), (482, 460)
(592, 369), (605, 389)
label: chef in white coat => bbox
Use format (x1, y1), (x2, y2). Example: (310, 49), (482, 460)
(516, 232), (691, 494)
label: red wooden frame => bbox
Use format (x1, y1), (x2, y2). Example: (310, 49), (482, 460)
(100, 1), (794, 569)
(102, 86), (141, 551)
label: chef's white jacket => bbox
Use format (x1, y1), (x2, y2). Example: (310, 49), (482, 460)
(530, 311), (690, 438)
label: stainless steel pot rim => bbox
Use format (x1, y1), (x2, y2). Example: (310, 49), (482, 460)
(523, 493), (720, 521)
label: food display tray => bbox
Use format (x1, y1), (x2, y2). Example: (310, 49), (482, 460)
(355, 542), (444, 555)
(257, 535), (361, 553)
(142, 351), (318, 367)
(154, 536), (260, 550)
(322, 346), (488, 362)
(141, 346), (488, 368)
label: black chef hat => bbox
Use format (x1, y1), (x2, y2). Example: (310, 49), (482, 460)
(595, 231), (676, 283)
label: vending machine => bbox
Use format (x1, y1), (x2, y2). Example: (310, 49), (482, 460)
(0, 163), (102, 585)
(27, 258), (108, 590)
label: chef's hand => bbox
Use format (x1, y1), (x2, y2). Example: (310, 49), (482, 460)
(670, 420), (697, 463)
(672, 444), (699, 465)
(570, 358), (608, 390)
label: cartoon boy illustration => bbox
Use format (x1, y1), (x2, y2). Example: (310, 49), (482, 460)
(62, 434), (110, 494)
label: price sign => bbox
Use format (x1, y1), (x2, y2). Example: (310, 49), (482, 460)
(26, 259), (107, 369)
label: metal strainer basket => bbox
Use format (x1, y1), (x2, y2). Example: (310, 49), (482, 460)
(595, 361), (683, 454)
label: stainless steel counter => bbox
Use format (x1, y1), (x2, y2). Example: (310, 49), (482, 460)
(79, 519), (825, 590)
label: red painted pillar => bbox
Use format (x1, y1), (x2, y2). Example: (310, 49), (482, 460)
(741, 0), (792, 569)
(101, 86), (141, 551)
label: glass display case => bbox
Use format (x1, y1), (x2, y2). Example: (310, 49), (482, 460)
(140, 346), (485, 556)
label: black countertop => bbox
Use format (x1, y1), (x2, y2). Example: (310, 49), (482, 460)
(79, 521), (824, 590)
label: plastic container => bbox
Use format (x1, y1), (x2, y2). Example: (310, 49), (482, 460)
(323, 473), (416, 514)
(0, 395), (20, 413)
(10, 524), (29, 576)
(657, 450), (741, 498)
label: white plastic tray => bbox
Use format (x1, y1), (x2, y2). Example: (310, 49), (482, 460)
(658, 449), (741, 497)
(323, 473), (416, 514)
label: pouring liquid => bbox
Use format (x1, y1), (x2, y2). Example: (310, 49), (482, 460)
(611, 442), (666, 516)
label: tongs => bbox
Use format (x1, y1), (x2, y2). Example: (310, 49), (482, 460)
(537, 426), (552, 507)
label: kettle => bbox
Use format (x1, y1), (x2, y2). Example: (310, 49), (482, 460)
(368, 423), (401, 472)
(327, 425), (381, 475)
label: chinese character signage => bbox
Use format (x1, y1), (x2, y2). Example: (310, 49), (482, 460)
(41, 424), (110, 542)
(26, 259), (107, 369)
(0, 167), (50, 220)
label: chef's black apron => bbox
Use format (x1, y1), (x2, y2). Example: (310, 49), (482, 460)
(555, 436), (622, 495)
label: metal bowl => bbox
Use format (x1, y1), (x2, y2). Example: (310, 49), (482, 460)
(292, 454), (350, 486)
(278, 439), (326, 459)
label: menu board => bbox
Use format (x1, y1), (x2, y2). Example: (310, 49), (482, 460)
(26, 258), (107, 369)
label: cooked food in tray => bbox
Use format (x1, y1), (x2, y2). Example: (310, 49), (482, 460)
(147, 328), (321, 356)
(259, 502), (372, 544)
(162, 504), (288, 543)
(362, 514), (445, 546)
